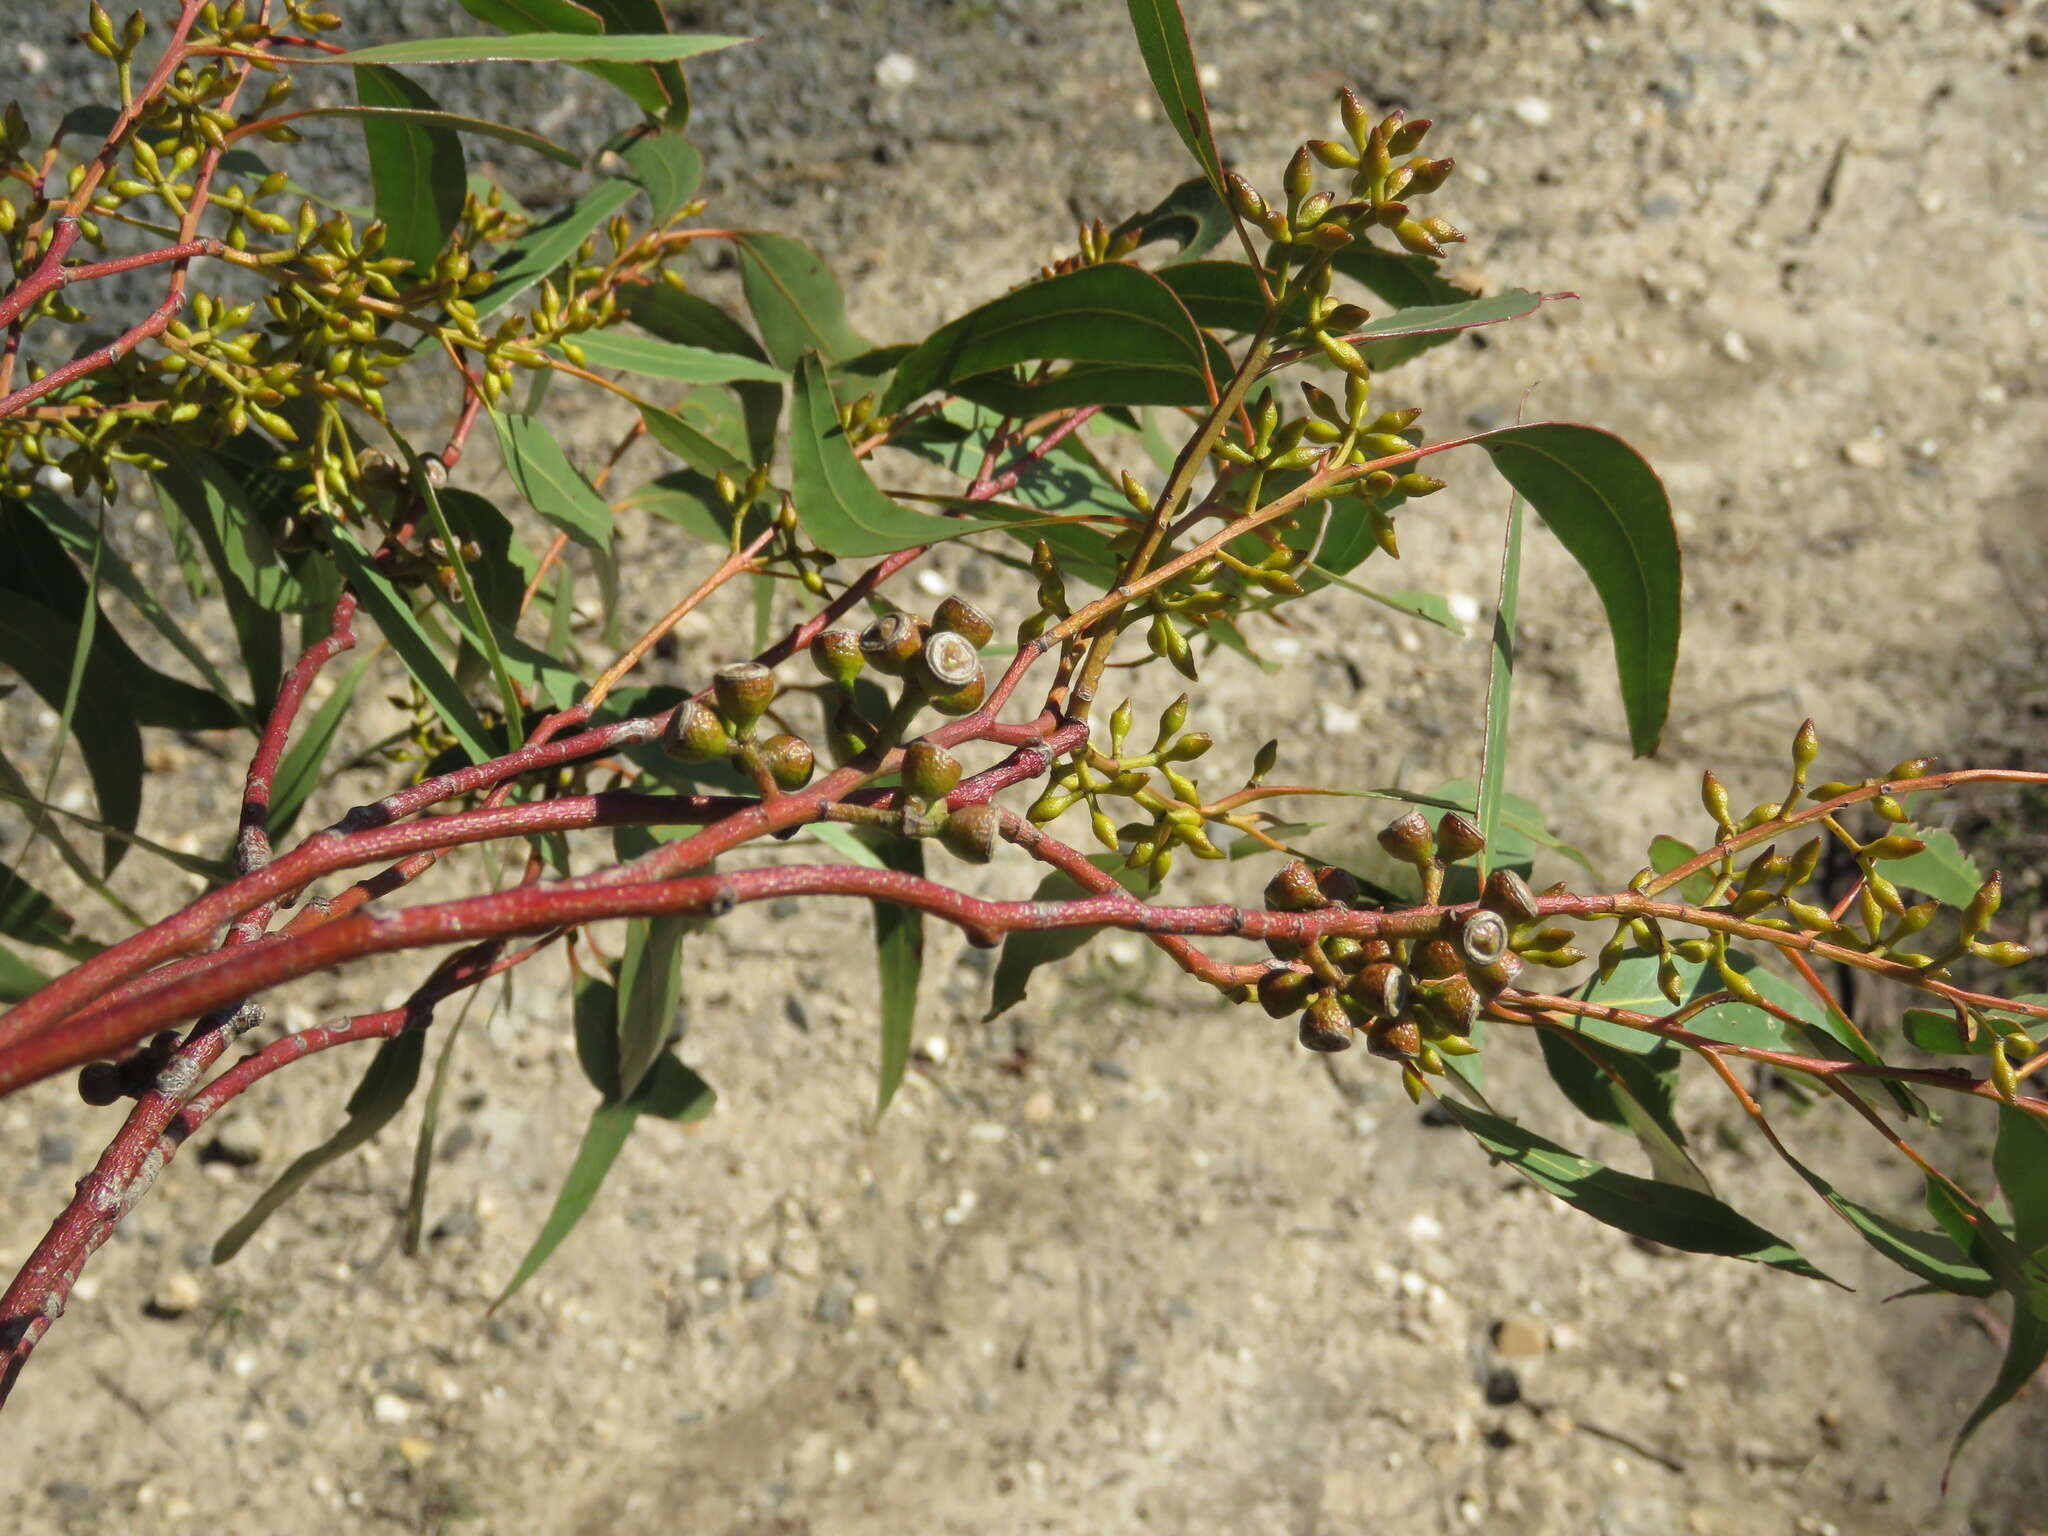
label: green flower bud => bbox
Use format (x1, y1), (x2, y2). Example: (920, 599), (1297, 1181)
(1308, 138), (1360, 169)
(1962, 873), (2003, 939)
(1226, 171), (1267, 223)
(903, 740), (962, 801)
(810, 628), (866, 686)
(1791, 719), (1820, 785)
(1161, 731), (1213, 764)
(1393, 472), (1445, 498)
(1284, 144), (1315, 201)
(1863, 835), (1927, 862)
(1978, 941), (2034, 967)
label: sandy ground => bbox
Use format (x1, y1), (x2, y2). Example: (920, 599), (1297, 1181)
(4, 1), (2048, 1532)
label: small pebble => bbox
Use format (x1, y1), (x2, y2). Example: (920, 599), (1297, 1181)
(873, 52), (919, 90)
(1021, 1090), (1058, 1126)
(850, 1291), (881, 1320)
(743, 1272), (777, 1302)
(1718, 330), (1753, 364)
(1091, 1058), (1131, 1081)
(1492, 1316), (1550, 1356)
(1841, 436), (1889, 470)
(148, 1271), (202, 1318)
(1512, 96), (1553, 127)
(208, 1113), (268, 1167)
(37, 1132), (72, 1166)
(815, 1282), (854, 1325)
(370, 1393), (412, 1426)
(397, 1436), (433, 1467)
(15, 42), (48, 77)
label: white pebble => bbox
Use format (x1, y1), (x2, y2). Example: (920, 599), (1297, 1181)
(1718, 330), (1753, 364)
(1406, 1211), (1445, 1243)
(942, 1189), (979, 1226)
(15, 42), (48, 76)
(1512, 97), (1553, 127)
(1446, 592), (1481, 627)
(370, 1392), (412, 1425)
(873, 52), (919, 90)
(915, 568), (949, 596)
(1318, 702), (1361, 736)
(1197, 62), (1222, 89)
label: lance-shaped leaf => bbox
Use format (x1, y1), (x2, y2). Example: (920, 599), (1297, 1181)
(616, 127), (702, 219)
(0, 600), (140, 874)
(328, 526), (495, 764)
(622, 284), (782, 461)
(1124, 0), (1226, 197)
(615, 915), (688, 1101)
(472, 176), (639, 317)
(872, 838), (925, 1116)
(1111, 174), (1235, 263)
(491, 409), (615, 552)
(734, 231), (871, 369)
(1330, 245), (1479, 367)
(457, 0), (695, 121)
(215, 1027), (428, 1263)
(791, 354), (1001, 558)
(353, 66), (466, 276)
(1535, 1031), (1707, 1194)
(880, 262), (1211, 417)
(1943, 1107), (2048, 1473)
(338, 32), (746, 66)
(570, 329), (786, 384)
(0, 856), (101, 961)
(1471, 423), (1680, 756)
(261, 105), (578, 166)
(1437, 1100), (1838, 1284)
(988, 856), (1158, 1020)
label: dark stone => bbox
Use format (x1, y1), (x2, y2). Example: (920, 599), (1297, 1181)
(1090, 1059), (1132, 1081)
(36, 1132), (73, 1166)
(694, 1250), (733, 1281)
(1483, 1366), (1522, 1406)
(744, 1272), (777, 1302)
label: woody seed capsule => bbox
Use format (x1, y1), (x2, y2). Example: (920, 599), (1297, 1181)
(1314, 866), (1362, 906)
(1265, 859), (1329, 913)
(1366, 1017), (1422, 1061)
(1479, 868), (1542, 925)
(759, 733), (815, 791)
(712, 662), (776, 730)
(903, 740), (962, 801)
(1457, 908), (1510, 967)
(1435, 811), (1486, 864)
(938, 802), (1001, 864)
(1347, 961), (1410, 1019)
(1299, 992), (1355, 1053)
(663, 699), (731, 764)
(1257, 966), (1318, 1019)
(860, 613), (925, 676)
(1411, 938), (1462, 981)
(810, 628), (866, 686)
(1377, 811), (1436, 869)
(932, 594), (995, 648)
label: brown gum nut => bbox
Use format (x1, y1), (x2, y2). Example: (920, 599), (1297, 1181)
(1367, 1017), (1423, 1060)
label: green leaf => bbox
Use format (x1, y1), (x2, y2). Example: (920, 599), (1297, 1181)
(1649, 835), (1717, 905)
(570, 328), (785, 384)
(1473, 423), (1681, 756)
(472, 176), (640, 317)
(1299, 567), (1464, 634)
(352, 66), (466, 276)
(1437, 1100), (1839, 1284)
(1124, 0), (1226, 196)
(1950, 1299), (2048, 1480)
(0, 780), (230, 882)
(1887, 824), (1984, 909)
(457, 0), (691, 120)
(491, 408), (615, 552)
(0, 855), (101, 960)
(620, 284), (782, 460)
(880, 262), (1209, 418)
(491, 1099), (640, 1308)
(1111, 174), (1235, 263)
(617, 127), (702, 221)
(615, 915), (687, 1102)
(339, 33), (746, 66)
(1331, 245), (1469, 310)
(1906, 997), (2048, 1057)
(988, 856), (1157, 1020)
(267, 654), (372, 838)
(639, 398), (748, 480)
(0, 599), (141, 875)
(215, 1025), (428, 1263)
(21, 489), (254, 728)
(1475, 488), (1523, 882)
(269, 105), (578, 166)
(733, 231), (872, 370)
(578, 0), (697, 124)
(0, 497), (246, 728)
(1535, 1031), (1705, 1194)
(791, 354), (1001, 558)
(872, 838), (925, 1116)
(329, 525), (496, 764)
(1154, 260), (1294, 334)
(634, 1051), (716, 1123)
(0, 947), (53, 1004)
(1350, 289), (1547, 343)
